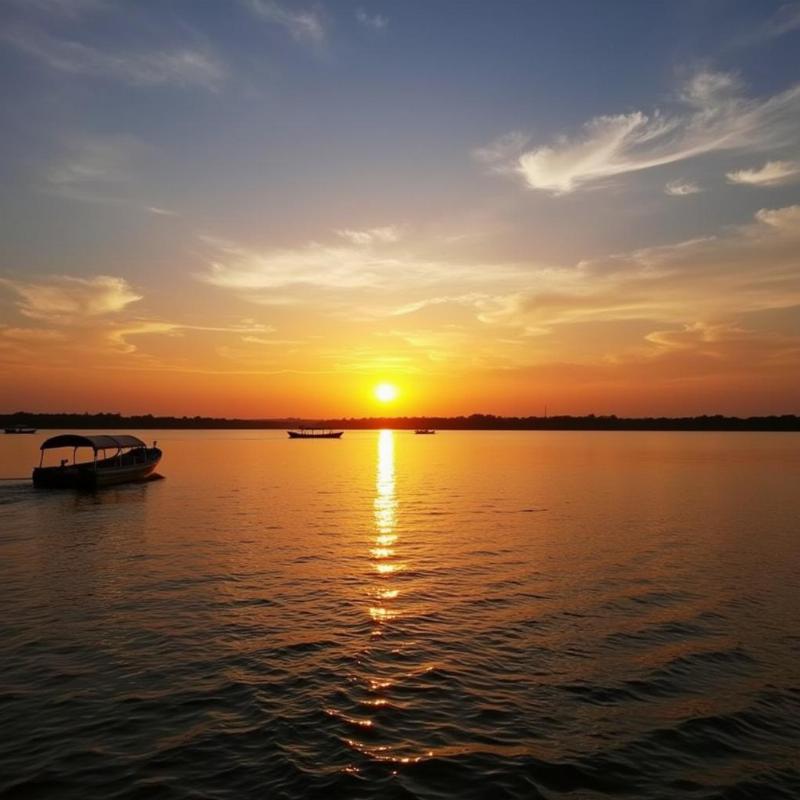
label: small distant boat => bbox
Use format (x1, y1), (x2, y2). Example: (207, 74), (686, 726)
(287, 428), (343, 439)
(32, 434), (162, 488)
(5, 427), (37, 434)
(415, 429), (436, 435)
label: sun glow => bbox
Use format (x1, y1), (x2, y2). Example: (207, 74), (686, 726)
(374, 382), (398, 403)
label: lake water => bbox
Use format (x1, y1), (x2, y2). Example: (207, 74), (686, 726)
(0, 430), (798, 799)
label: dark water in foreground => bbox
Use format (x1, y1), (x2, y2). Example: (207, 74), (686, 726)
(0, 430), (798, 799)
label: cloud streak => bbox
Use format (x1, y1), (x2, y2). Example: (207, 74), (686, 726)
(478, 205), (800, 334)
(246, 0), (325, 44)
(3, 26), (226, 90)
(664, 179), (703, 196)
(356, 8), (388, 30)
(479, 72), (800, 193)
(0, 275), (142, 322)
(727, 160), (800, 187)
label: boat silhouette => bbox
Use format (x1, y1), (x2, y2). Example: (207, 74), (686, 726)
(287, 428), (343, 439)
(32, 434), (162, 488)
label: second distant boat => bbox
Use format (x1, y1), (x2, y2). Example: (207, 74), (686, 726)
(415, 429), (436, 435)
(287, 429), (343, 439)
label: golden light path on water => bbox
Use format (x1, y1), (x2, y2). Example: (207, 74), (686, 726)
(370, 429), (399, 627)
(339, 429), (434, 770)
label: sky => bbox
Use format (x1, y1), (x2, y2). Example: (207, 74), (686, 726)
(0, 0), (799, 417)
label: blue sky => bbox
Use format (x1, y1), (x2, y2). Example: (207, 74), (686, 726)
(0, 1), (799, 416)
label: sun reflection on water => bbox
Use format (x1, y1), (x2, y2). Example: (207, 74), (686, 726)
(342, 429), (431, 769)
(372, 429), (399, 598)
(374, 429), (396, 537)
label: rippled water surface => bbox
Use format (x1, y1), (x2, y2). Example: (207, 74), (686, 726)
(1, 430), (799, 799)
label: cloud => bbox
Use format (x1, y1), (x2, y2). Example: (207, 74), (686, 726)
(356, 8), (388, 30)
(479, 71), (800, 193)
(3, 26), (226, 90)
(197, 225), (414, 293)
(478, 205), (800, 333)
(198, 238), (395, 292)
(0, 275), (142, 322)
(45, 135), (139, 194)
(146, 206), (179, 216)
(472, 131), (530, 172)
(763, 2), (800, 37)
(664, 179), (703, 196)
(192, 208), (800, 383)
(0, 326), (67, 342)
(736, 2), (800, 45)
(726, 160), (800, 187)
(335, 226), (401, 245)
(6, 0), (105, 16)
(195, 226), (526, 316)
(246, 0), (325, 44)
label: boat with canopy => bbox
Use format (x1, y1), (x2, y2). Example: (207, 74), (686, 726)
(32, 434), (162, 488)
(287, 428), (343, 439)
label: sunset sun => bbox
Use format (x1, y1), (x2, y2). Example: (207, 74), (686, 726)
(374, 382), (398, 403)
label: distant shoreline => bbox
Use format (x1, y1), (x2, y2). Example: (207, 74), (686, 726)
(3, 412), (799, 432)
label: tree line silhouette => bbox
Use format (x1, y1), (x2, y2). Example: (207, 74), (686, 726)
(3, 411), (799, 431)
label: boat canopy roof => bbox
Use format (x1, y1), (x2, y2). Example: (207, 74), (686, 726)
(40, 434), (147, 451)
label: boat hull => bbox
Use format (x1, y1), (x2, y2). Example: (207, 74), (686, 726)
(5, 428), (36, 434)
(287, 431), (343, 439)
(32, 448), (162, 489)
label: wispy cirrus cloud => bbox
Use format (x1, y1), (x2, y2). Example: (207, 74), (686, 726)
(335, 226), (401, 245)
(664, 179), (703, 196)
(478, 71), (800, 194)
(3, 26), (226, 90)
(5, 0), (106, 16)
(195, 225), (524, 314)
(246, 0), (325, 44)
(146, 206), (180, 217)
(734, 2), (800, 46)
(0, 274), (142, 323)
(356, 8), (388, 30)
(0, 272), (278, 371)
(41, 136), (181, 213)
(197, 235), (400, 292)
(43, 135), (141, 202)
(477, 205), (800, 334)
(727, 160), (800, 187)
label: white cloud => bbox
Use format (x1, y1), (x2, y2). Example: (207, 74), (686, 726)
(726, 160), (800, 187)
(335, 225), (401, 245)
(664, 179), (703, 196)
(472, 131), (530, 172)
(246, 0), (325, 44)
(195, 226), (525, 311)
(146, 206), (179, 216)
(479, 71), (800, 194)
(198, 237), (403, 292)
(4, 26), (226, 90)
(0, 275), (142, 322)
(356, 8), (388, 30)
